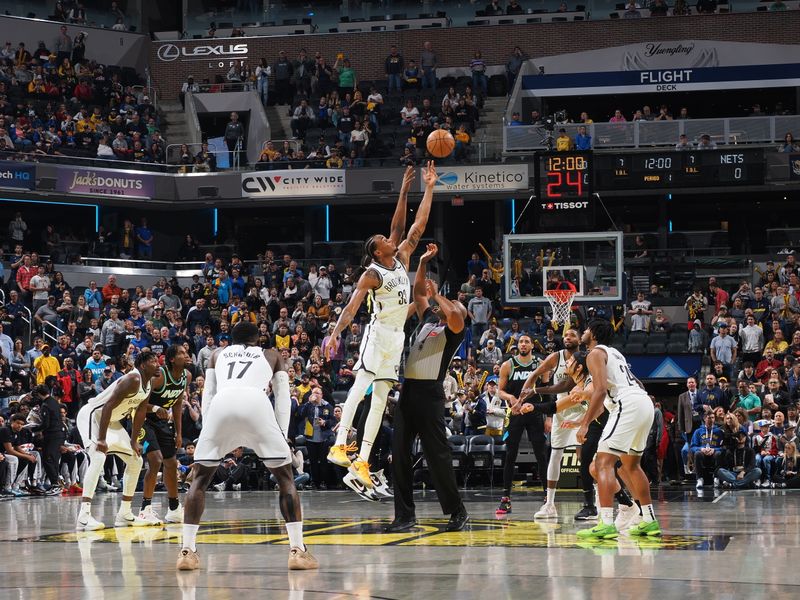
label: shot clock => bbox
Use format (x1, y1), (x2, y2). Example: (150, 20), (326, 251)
(537, 152), (593, 200)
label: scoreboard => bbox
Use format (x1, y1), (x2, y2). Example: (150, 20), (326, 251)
(536, 149), (766, 197)
(593, 148), (765, 190)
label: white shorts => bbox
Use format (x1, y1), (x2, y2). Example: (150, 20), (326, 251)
(194, 387), (291, 468)
(77, 404), (135, 457)
(354, 321), (405, 382)
(550, 402), (588, 449)
(598, 392), (654, 457)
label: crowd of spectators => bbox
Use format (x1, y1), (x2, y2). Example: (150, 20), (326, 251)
(0, 22), (154, 164)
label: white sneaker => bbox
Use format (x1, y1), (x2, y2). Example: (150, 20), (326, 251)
(115, 511), (149, 527)
(165, 505), (184, 524)
(76, 512), (105, 531)
(213, 483), (226, 492)
(713, 477), (721, 489)
(534, 502), (558, 519)
(760, 481), (771, 488)
(695, 477), (704, 490)
(138, 505), (164, 526)
(342, 471), (380, 502)
(369, 470), (394, 499)
(614, 503), (641, 533)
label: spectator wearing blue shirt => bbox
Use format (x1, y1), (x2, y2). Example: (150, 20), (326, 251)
(214, 270), (233, 305)
(463, 390), (488, 435)
(230, 268), (246, 299)
(508, 112), (523, 126)
(690, 411), (724, 488)
(134, 217), (153, 258)
(83, 281), (103, 319)
(696, 373), (725, 412)
(467, 253), (487, 278)
(574, 125), (592, 150)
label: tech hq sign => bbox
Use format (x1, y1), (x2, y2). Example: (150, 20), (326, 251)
(241, 170), (346, 198)
(156, 43), (249, 67)
(425, 164), (529, 193)
(0, 162), (35, 190)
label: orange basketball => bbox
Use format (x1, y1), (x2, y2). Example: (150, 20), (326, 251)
(426, 129), (455, 158)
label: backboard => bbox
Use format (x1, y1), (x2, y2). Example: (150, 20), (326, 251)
(503, 231), (624, 304)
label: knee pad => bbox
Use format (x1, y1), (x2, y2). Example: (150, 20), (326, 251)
(547, 449), (564, 482)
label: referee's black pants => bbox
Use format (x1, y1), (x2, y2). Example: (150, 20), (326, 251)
(503, 411), (548, 496)
(393, 379), (463, 520)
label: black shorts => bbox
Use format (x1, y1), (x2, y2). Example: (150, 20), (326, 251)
(139, 419), (177, 459)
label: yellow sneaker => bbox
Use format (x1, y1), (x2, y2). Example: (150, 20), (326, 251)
(176, 548), (200, 571)
(288, 546), (319, 570)
(327, 442), (358, 467)
(348, 459), (373, 488)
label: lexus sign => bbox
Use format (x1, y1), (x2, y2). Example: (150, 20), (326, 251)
(156, 43), (249, 62)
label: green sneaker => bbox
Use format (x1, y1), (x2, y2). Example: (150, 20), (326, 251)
(576, 521), (618, 540)
(628, 519), (661, 537)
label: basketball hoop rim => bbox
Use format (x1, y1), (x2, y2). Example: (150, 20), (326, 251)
(544, 289), (577, 303)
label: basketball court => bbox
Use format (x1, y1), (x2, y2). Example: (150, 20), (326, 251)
(0, 488), (796, 598)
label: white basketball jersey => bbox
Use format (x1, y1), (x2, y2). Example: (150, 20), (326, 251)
(594, 344), (643, 410)
(368, 258), (411, 329)
(215, 344), (273, 391)
(87, 371), (151, 422)
(553, 349), (570, 400)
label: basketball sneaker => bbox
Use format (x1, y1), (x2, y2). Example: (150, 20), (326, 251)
(69, 483), (83, 495)
(628, 520), (662, 537)
(574, 505), (598, 521)
(348, 459), (374, 488)
(138, 505), (164, 526)
(165, 504), (184, 524)
(576, 521), (619, 540)
(614, 504), (641, 533)
(495, 496), (512, 515)
(370, 470), (393, 499)
(534, 503), (558, 519)
(76, 513), (105, 531)
(327, 442), (358, 467)
(343, 472), (380, 501)
(176, 548), (200, 571)
(288, 546), (319, 570)
(115, 511), (150, 527)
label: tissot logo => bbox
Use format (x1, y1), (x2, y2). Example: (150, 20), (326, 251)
(157, 43), (249, 62)
(541, 201), (589, 210)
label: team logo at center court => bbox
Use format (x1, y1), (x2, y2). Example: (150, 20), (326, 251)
(29, 518), (729, 550)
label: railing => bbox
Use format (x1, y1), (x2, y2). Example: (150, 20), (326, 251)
(505, 115), (800, 152)
(3, 149), (184, 173)
(41, 321), (64, 347)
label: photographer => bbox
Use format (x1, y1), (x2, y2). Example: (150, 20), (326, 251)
(715, 429), (761, 489)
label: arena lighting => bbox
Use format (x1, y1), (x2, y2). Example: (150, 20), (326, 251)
(0, 196), (99, 232)
(510, 198), (516, 233)
(213, 208), (218, 237)
(325, 205), (330, 242)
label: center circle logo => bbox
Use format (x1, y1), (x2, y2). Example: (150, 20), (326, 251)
(157, 44), (180, 62)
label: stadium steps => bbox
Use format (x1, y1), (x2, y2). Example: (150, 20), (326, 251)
(159, 101), (194, 144)
(264, 105), (292, 141)
(476, 96), (508, 161)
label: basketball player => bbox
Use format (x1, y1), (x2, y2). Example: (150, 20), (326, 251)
(75, 351), (160, 531)
(575, 320), (660, 539)
(516, 329), (584, 519)
(138, 344), (192, 525)
(324, 161), (437, 489)
(495, 334), (548, 515)
(176, 322), (318, 571)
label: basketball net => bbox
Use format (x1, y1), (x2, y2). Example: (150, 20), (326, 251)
(544, 289), (577, 336)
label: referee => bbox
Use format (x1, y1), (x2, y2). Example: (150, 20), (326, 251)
(385, 244), (469, 533)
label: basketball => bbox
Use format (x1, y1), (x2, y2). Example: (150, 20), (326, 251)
(426, 129), (455, 158)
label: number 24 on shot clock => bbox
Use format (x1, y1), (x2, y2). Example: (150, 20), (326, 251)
(538, 152), (592, 199)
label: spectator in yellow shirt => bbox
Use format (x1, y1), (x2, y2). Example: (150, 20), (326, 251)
(33, 344), (60, 385)
(556, 128), (573, 151)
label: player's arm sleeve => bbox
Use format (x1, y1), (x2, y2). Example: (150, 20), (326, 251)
(201, 368), (217, 419)
(271, 370), (291, 438)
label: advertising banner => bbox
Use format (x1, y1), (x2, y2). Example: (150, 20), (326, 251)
(241, 169), (346, 198)
(0, 162), (35, 190)
(424, 164), (529, 193)
(56, 168), (155, 198)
